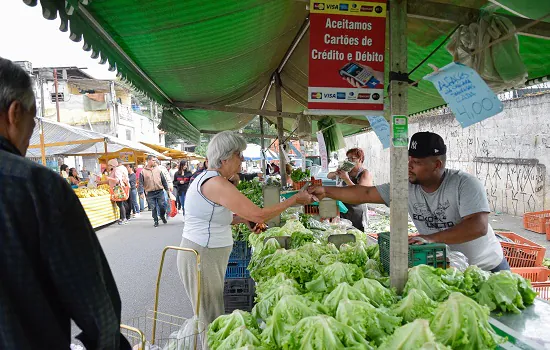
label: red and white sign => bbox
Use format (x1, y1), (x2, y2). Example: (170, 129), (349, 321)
(308, 0), (387, 112)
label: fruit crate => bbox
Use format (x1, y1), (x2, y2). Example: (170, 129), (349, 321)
(225, 259), (250, 279)
(224, 278), (255, 314)
(497, 231), (546, 267)
(229, 240), (252, 261)
(532, 282), (550, 301)
(378, 232), (448, 273)
(511, 267), (550, 282)
(304, 205), (320, 215)
(523, 210), (550, 233)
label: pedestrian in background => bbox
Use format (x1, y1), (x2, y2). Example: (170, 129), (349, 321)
(157, 160), (173, 219)
(107, 158), (130, 225)
(173, 160), (192, 215)
(126, 164), (140, 218)
(0, 56), (130, 350)
(139, 155), (169, 227)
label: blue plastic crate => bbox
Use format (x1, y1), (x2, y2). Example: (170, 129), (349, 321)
(225, 259), (250, 278)
(229, 241), (252, 261)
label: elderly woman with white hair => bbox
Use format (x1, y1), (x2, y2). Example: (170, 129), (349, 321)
(177, 131), (313, 341)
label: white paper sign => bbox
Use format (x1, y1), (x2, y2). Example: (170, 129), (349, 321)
(366, 115), (390, 149)
(316, 131), (329, 172)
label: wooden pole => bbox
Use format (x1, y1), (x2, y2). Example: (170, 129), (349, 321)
(104, 140), (108, 154)
(39, 119), (46, 166)
(260, 115), (266, 174)
(53, 69), (61, 122)
(274, 73), (286, 186)
(389, 0), (410, 293)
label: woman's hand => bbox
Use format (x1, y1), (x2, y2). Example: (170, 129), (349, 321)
(294, 191), (316, 205)
(336, 169), (350, 182)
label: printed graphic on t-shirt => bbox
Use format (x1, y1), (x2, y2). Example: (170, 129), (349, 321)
(411, 200), (455, 230)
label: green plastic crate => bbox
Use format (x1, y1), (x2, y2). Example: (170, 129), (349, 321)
(378, 232), (448, 273)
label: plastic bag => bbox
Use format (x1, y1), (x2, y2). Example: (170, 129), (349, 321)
(168, 200), (178, 218)
(447, 12), (527, 91)
(162, 316), (204, 350)
(447, 247), (469, 272)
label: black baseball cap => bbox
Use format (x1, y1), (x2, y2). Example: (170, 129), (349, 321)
(408, 132), (446, 158)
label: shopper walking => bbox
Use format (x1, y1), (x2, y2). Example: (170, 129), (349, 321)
(173, 160), (192, 215)
(108, 158), (130, 225)
(126, 164), (140, 218)
(157, 160), (173, 218)
(0, 56), (130, 350)
(139, 155), (169, 227)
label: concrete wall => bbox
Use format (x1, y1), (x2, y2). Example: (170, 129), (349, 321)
(343, 93), (550, 216)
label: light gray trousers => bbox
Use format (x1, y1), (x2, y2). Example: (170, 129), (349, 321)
(177, 237), (232, 349)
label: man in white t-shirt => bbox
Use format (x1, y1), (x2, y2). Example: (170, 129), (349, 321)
(310, 132), (507, 272)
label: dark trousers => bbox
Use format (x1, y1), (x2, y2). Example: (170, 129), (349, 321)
(116, 201), (126, 221)
(490, 257), (511, 273)
(147, 190), (166, 223)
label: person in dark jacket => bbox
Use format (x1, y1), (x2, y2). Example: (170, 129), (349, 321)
(0, 57), (130, 349)
(126, 164), (140, 218)
(173, 160), (193, 215)
(190, 160), (208, 184)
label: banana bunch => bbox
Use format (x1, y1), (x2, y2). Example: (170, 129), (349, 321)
(98, 184), (110, 191)
(74, 188), (110, 198)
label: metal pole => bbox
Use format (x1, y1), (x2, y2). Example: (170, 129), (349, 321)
(274, 73), (286, 186)
(53, 69), (61, 122)
(39, 119), (46, 166)
(389, 0), (409, 292)
(260, 115), (266, 174)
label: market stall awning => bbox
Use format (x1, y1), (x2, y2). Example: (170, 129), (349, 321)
(27, 118), (169, 159)
(139, 141), (189, 159)
(23, 0), (550, 139)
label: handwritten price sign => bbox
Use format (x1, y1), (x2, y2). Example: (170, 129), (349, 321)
(424, 62), (503, 128)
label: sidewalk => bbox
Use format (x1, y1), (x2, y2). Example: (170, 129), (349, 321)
(367, 204), (550, 258)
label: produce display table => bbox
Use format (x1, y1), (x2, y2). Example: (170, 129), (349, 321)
(491, 298), (550, 349)
(78, 195), (119, 229)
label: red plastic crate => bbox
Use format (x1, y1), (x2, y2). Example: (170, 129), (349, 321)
(293, 178), (322, 190)
(532, 282), (550, 301)
(511, 267), (550, 282)
(497, 231), (546, 267)
(546, 221), (550, 241)
(523, 210), (550, 233)
(304, 205), (319, 215)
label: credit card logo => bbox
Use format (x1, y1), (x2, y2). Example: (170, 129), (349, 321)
(358, 93), (371, 99)
(311, 92), (322, 99)
(336, 92), (346, 99)
(347, 91), (357, 100)
(313, 3), (325, 10)
(361, 5), (373, 12)
(350, 3), (359, 12)
(372, 93), (381, 100)
(339, 4), (349, 11)
(375, 5), (383, 13)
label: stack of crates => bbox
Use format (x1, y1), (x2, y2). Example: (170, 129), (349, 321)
(224, 240), (255, 313)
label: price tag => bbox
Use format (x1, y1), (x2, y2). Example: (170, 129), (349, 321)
(366, 115), (390, 149)
(424, 62), (504, 128)
(316, 131), (329, 172)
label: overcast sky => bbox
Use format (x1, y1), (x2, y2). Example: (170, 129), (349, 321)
(0, 1), (116, 79)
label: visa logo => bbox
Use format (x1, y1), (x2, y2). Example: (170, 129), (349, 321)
(339, 3), (349, 11)
(323, 93), (337, 99)
(311, 92), (322, 99)
(336, 92), (346, 99)
(327, 4), (338, 10)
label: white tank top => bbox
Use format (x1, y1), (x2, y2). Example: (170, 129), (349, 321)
(182, 170), (233, 248)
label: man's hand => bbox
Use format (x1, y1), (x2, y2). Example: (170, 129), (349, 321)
(409, 236), (434, 245)
(308, 185), (326, 200)
(294, 191), (316, 205)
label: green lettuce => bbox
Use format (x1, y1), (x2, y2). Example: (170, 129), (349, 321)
(207, 310), (260, 349)
(305, 262), (364, 293)
(391, 288), (439, 323)
(335, 299), (402, 346)
(339, 241), (370, 267)
(290, 230), (316, 249)
(252, 282), (300, 321)
(438, 268), (474, 295)
(216, 325), (262, 350)
(404, 265), (451, 301)
(254, 273), (300, 300)
(296, 242), (336, 261)
(353, 278), (397, 307)
(464, 265), (491, 293)
(430, 292), (506, 349)
(378, 319), (444, 350)
(511, 272), (538, 306)
(261, 295), (321, 348)
(322, 282), (370, 315)
(283, 315), (373, 350)
(250, 249), (316, 285)
(248, 238), (281, 273)
(476, 271), (525, 314)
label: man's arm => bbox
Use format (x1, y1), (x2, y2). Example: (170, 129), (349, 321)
(160, 172), (169, 192)
(138, 172), (145, 195)
(43, 178), (123, 349)
(310, 185), (385, 204)
(421, 212), (489, 244)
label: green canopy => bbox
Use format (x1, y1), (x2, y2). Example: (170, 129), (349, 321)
(23, 0), (550, 142)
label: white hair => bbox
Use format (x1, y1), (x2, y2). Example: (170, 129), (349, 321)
(0, 57), (35, 114)
(207, 131), (246, 169)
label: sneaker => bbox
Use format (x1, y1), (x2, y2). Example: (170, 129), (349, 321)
(123, 220), (129, 225)
(161, 217), (167, 224)
(118, 220), (124, 225)
(154, 221), (159, 227)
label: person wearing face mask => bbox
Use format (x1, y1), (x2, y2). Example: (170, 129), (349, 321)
(177, 131), (314, 349)
(310, 132), (507, 272)
(327, 147), (373, 232)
